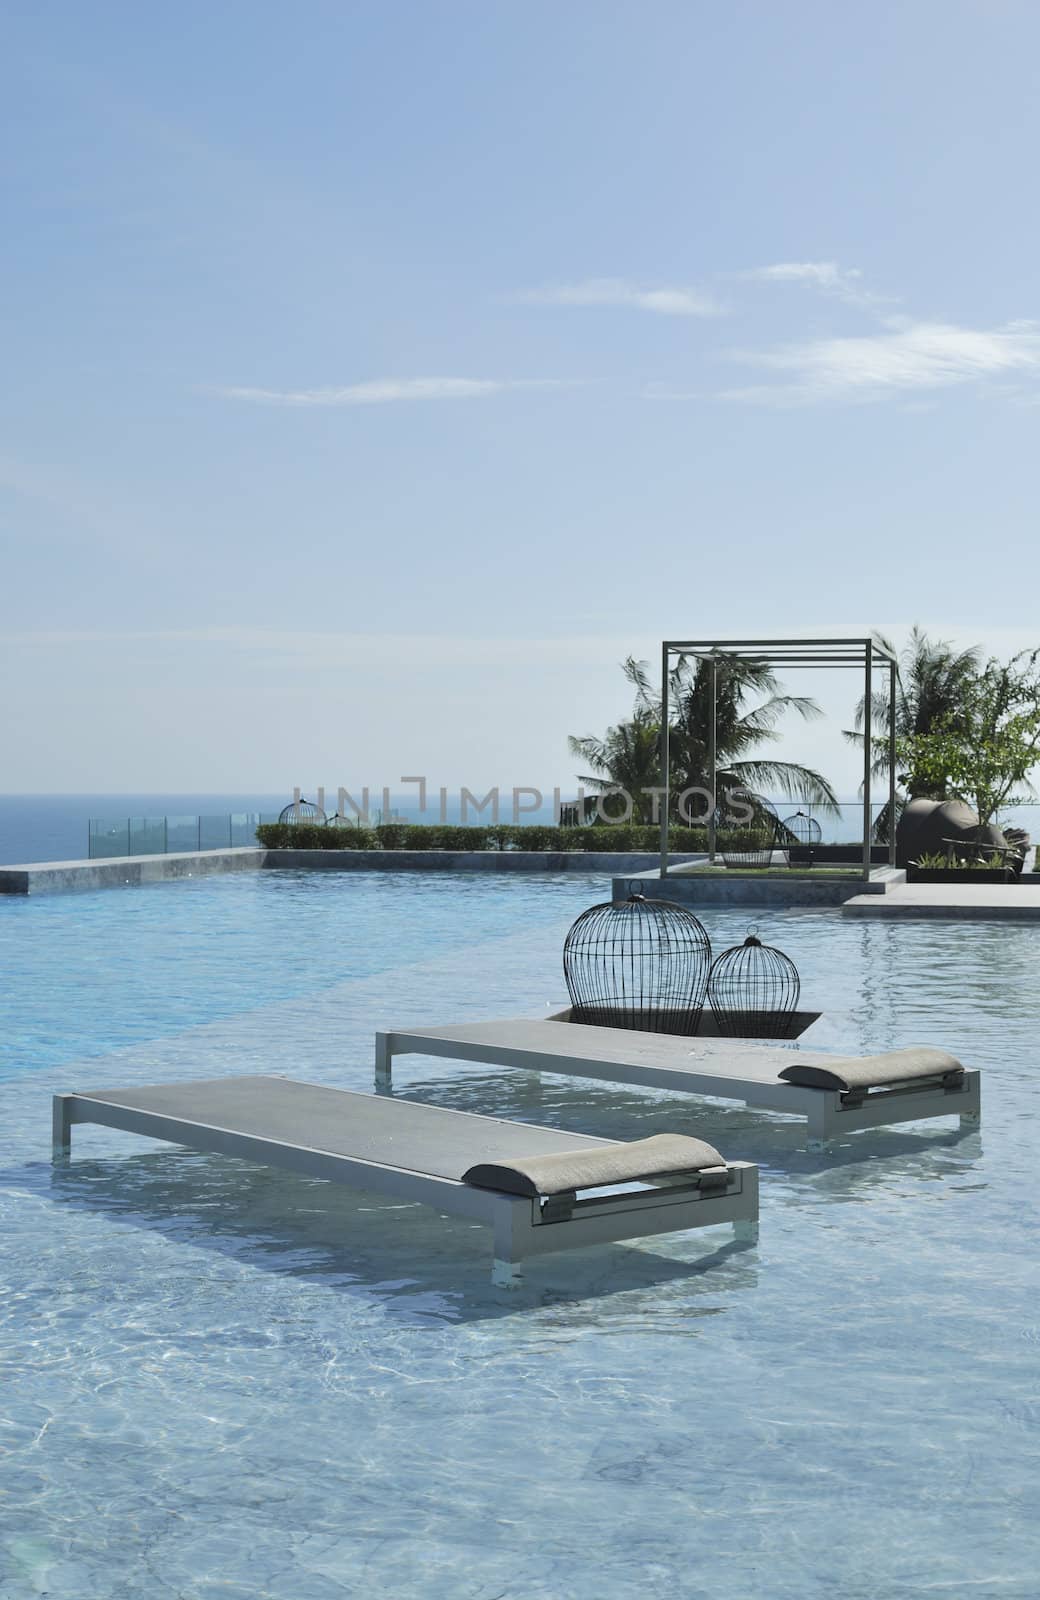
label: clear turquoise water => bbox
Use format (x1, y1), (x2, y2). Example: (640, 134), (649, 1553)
(2, 871), (1038, 1598)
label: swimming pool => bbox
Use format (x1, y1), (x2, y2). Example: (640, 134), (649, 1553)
(2, 871), (1038, 1597)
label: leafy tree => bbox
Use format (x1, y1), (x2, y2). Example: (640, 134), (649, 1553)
(898, 651), (1040, 829)
(845, 626), (982, 838)
(569, 654), (839, 822)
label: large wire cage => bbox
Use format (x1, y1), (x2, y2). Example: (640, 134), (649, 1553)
(778, 810), (823, 868)
(277, 797), (328, 825)
(718, 795), (778, 870)
(707, 932), (801, 1038)
(563, 892), (713, 1036)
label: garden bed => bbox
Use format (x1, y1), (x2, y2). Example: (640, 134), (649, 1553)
(906, 866), (1011, 885)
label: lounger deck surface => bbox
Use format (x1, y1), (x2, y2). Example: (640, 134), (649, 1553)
(376, 1018), (981, 1148)
(81, 1075), (632, 1182)
(53, 1075), (758, 1284)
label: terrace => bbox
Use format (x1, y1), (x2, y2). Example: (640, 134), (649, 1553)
(4, 633), (1040, 1595)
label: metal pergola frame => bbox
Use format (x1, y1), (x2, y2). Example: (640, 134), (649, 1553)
(658, 637), (899, 882)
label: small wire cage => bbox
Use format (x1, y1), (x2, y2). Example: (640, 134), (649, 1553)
(718, 795), (778, 870)
(277, 797), (328, 825)
(779, 810), (823, 867)
(563, 892), (713, 1036)
(707, 931), (801, 1038)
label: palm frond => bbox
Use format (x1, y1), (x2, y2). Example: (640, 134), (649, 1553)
(622, 656), (658, 715)
(723, 759), (841, 815)
(567, 734), (608, 772)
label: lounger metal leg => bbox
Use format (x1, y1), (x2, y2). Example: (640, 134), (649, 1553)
(491, 1197), (532, 1288)
(959, 1072), (981, 1129)
(805, 1094), (837, 1152)
(374, 1034), (392, 1094)
(52, 1094), (73, 1158)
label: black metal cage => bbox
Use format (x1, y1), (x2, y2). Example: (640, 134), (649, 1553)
(707, 931), (800, 1038)
(277, 797), (328, 825)
(563, 892), (713, 1036)
(779, 810), (823, 867)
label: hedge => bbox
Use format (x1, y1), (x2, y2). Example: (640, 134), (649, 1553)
(256, 822), (709, 853)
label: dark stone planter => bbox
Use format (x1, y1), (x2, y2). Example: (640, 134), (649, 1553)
(549, 1006), (821, 1040)
(906, 866), (1011, 885)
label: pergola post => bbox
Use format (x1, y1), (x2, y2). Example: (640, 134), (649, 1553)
(658, 639), (670, 879)
(888, 657), (898, 866)
(862, 639), (873, 881)
(708, 656), (717, 862)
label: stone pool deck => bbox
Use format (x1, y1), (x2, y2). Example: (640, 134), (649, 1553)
(841, 880), (1040, 919)
(622, 862), (1040, 920)
(0, 848), (698, 896)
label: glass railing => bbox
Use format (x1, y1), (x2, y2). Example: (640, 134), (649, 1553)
(88, 814), (278, 859)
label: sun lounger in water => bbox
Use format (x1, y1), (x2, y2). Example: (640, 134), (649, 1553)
(375, 1019), (980, 1150)
(52, 1075), (758, 1285)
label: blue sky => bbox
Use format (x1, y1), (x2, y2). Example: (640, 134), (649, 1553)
(3, 1), (1039, 795)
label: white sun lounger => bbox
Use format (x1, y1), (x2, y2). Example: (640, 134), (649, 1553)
(375, 1018), (981, 1150)
(52, 1075), (758, 1286)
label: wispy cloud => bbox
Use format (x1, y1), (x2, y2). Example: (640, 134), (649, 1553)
(217, 377), (569, 407)
(511, 278), (722, 317)
(723, 319), (1040, 405)
(741, 260), (888, 308)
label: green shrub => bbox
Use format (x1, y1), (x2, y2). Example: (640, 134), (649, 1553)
(256, 823), (376, 849)
(374, 823), (408, 849)
(256, 821), (710, 853)
(912, 850), (1008, 871)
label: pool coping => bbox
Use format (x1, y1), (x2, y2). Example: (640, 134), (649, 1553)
(0, 848), (266, 895)
(0, 848), (699, 896)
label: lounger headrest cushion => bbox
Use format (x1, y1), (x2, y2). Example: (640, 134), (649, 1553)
(463, 1132), (727, 1198)
(778, 1046), (964, 1093)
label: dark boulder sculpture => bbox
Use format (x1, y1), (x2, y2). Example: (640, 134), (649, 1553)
(895, 797), (1024, 870)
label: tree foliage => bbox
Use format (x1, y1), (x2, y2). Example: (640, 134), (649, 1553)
(569, 654), (839, 822)
(845, 626), (983, 839)
(898, 650), (1040, 828)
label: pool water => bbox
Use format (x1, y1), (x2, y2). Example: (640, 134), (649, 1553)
(1, 871), (1038, 1598)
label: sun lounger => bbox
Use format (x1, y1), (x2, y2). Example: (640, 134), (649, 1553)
(375, 1018), (981, 1150)
(51, 1075), (758, 1286)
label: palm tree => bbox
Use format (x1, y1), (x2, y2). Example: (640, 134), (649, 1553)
(845, 627), (982, 838)
(568, 678), (661, 822)
(569, 654), (840, 822)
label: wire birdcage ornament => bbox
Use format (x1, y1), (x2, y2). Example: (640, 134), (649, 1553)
(719, 794), (778, 870)
(707, 930), (800, 1038)
(779, 810), (823, 867)
(278, 797), (328, 824)
(563, 891), (713, 1036)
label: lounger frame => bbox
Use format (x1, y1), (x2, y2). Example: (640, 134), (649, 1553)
(375, 1020), (981, 1151)
(52, 1088), (758, 1286)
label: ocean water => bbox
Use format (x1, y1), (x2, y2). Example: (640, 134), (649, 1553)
(1, 868), (1039, 1597)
